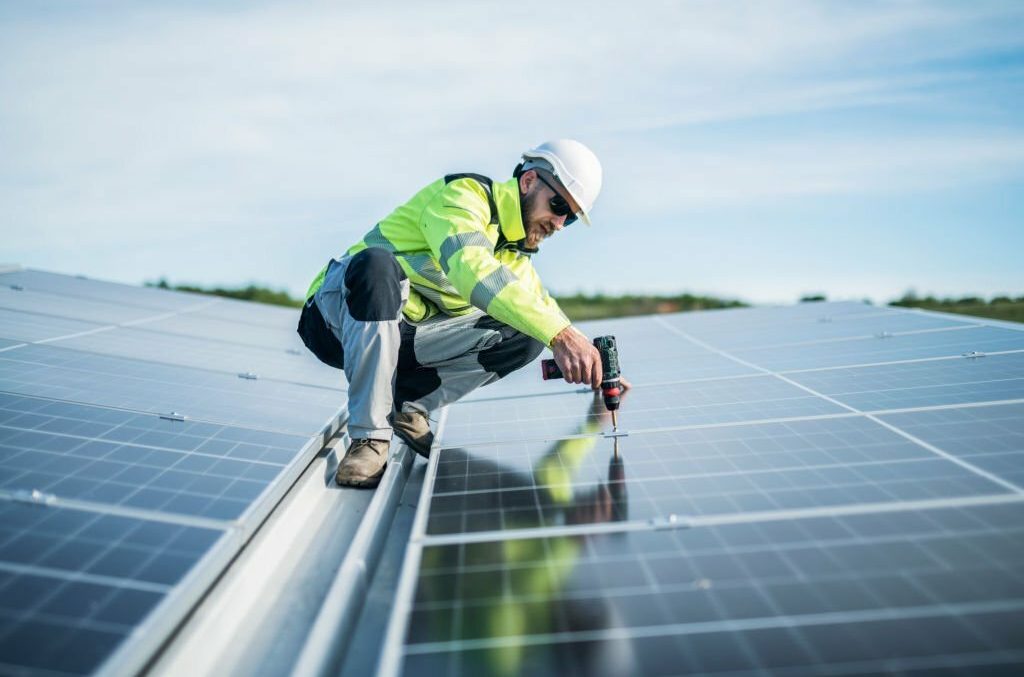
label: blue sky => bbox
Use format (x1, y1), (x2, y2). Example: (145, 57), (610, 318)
(2, 0), (1022, 305)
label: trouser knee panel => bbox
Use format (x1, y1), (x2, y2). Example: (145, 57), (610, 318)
(344, 248), (407, 321)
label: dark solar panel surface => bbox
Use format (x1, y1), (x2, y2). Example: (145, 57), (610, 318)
(0, 269), (346, 675)
(404, 502), (1024, 676)
(0, 502), (225, 675)
(385, 302), (1024, 675)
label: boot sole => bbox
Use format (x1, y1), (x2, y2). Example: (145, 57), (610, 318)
(335, 465), (386, 488)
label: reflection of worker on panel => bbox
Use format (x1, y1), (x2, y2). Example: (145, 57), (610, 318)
(413, 392), (636, 676)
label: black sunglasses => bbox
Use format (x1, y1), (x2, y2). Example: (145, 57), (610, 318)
(536, 174), (578, 226)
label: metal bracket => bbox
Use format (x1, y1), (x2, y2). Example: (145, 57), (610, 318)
(962, 351), (987, 359)
(603, 430), (629, 439)
(285, 348), (302, 355)
(160, 411), (188, 422)
(11, 489), (57, 506)
(9, 284), (24, 291)
(649, 513), (689, 530)
(238, 372), (259, 380)
(875, 331), (893, 339)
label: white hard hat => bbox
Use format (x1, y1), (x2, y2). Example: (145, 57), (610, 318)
(521, 139), (603, 225)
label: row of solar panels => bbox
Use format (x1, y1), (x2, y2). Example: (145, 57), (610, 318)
(379, 301), (1024, 674)
(0, 269), (347, 676)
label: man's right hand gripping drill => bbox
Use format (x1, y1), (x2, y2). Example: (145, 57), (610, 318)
(550, 326), (603, 390)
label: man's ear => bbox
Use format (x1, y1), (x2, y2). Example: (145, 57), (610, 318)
(518, 168), (537, 194)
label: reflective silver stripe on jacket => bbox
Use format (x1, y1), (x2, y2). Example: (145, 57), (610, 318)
(438, 232), (493, 274)
(470, 265), (518, 311)
(362, 223), (395, 251)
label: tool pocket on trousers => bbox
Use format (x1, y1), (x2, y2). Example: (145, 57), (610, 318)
(412, 314), (501, 366)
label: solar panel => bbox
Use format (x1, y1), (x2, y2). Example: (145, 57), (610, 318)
(0, 269), (347, 675)
(0, 501), (226, 675)
(0, 307), (107, 344)
(379, 301), (1024, 675)
(0, 344), (341, 433)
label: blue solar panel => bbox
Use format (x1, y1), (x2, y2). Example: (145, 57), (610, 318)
(0, 269), (346, 675)
(0, 343), (341, 434)
(380, 302), (1024, 675)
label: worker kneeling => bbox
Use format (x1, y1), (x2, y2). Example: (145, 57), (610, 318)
(298, 140), (607, 488)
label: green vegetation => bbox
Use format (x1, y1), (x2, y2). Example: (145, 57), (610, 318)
(890, 292), (1024, 324)
(146, 278), (303, 308)
(554, 293), (746, 321)
(144, 280), (1022, 325)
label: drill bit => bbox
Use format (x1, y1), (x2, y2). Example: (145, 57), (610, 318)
(611, 409), (618, 432)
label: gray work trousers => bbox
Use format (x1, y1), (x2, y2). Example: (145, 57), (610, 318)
(300, 249), (545, 441)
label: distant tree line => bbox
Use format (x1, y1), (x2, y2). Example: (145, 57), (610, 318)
(146, 278), (303, 308)
(889, 290), (1024, 308)
(144, 279), (1022, 323)
(889, 291), (1024, 323)
(554, 293), (746, 321)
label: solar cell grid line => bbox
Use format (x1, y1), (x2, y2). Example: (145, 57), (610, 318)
(0, 269), (216, 313)
(379, 305), (1024, 676)
(710, 321), (979, 353)
(0, 269), (309, 357)
(423, 419), (1013, 537)
(0, 307), (111, 344)
(52, 324), (339, 390)
(731, 325), (1024, 372)
(783, 351), (1024, 410)
(664, 310), (976, 352)
(393, 502), (1024, 674)
(878, 402), (1024, 487)
(442, 376), (849, 447)
(0, 390), (336, 529)
(0, 341), (25, 354)
(654, 316), (1024, 496)
(0, 502), (229, 676)
(0, 285), (177, 326)
(0, 344), (343, 435)
(115, 312), (307, 352)
(0, 423), (284, 521)
(465, 349), (1024, 411)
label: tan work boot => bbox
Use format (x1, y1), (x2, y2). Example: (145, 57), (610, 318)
(335, 438), (389, 488)
(391, 410), (434, 458)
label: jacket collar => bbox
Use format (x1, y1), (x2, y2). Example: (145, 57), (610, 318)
(492, 178), (527, 245)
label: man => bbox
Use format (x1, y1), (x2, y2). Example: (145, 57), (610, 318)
(298, 139), (612, 488)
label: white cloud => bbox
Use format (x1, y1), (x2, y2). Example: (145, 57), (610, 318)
(1, 0), (1022, 300)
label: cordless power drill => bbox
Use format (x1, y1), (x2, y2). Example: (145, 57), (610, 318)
(540, 335), (622, 412)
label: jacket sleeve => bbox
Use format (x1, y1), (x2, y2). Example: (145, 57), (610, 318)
(420, 179), (571, 345)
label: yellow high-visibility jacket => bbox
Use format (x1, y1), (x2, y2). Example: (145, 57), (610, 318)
(306, 173), (571, 346)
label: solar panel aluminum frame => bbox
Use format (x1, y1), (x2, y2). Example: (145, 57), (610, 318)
(378, 407), (452, 677)
(90, 410), (347, 677)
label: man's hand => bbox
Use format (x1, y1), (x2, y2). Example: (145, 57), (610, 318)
(550, 326), (602, 390)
